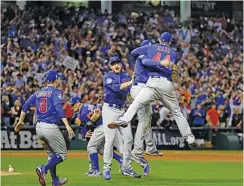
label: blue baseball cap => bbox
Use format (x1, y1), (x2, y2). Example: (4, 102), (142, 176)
(45, 70), (62, 83)
(109, 56), (121, 65)
(160, 32), (173, 43)
(70, 97), (81, 105)
(140, 40), (151, 47)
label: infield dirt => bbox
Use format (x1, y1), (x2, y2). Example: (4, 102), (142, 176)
(1, 151), (242, 162)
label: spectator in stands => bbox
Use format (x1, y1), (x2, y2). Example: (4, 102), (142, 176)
(179, 82), (191, 105)
(218, 105), (228, 128)
(1, 4), (243, 128)
(192, 104), (206, 127)
(11, 100), (21, 126)
(206, 103), (219, 130)
(2, 95), (11, 127)
(63, 98), (74, 122)
(229, 107), (243, 129)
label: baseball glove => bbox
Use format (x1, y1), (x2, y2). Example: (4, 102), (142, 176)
(171, 64), (179, 82)
(89, 109), (101, 122)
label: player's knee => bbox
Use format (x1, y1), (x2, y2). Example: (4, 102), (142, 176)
(87, 145), (98, 154)
(105, 140), (114, 148)
(57, 151), (67, 161)
(124, 135), (133, 144)
(98, 148), (104, 155)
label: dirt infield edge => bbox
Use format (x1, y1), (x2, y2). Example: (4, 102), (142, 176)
(1, 151), (242, 162)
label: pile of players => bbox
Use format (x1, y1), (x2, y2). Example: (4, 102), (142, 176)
(14, 32), (196, 185)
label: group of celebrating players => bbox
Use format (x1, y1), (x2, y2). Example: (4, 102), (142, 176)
(14, 31), (196, 186)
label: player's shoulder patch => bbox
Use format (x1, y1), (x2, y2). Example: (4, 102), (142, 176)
(106, 78), (113, 84)
(58, 93), (63, 100)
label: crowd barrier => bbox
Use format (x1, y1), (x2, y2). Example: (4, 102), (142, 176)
(1, 125), (242, 150)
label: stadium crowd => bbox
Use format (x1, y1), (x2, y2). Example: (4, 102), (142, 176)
(1, 4), (243, 131)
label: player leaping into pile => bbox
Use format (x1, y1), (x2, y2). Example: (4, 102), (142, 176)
(14, 70), (74, 186)
(108, 32), (196, 148)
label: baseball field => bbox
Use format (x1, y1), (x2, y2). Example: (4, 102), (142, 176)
(1, 150), (243, 186)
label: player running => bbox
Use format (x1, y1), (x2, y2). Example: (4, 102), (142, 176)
(108, 32), (196, 148)
(70, 96), (123, 176)
(14, 70), (74, 186)
(102, 56), (141, 180)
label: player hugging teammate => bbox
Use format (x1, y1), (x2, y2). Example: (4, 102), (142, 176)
(15, 31), (196, 185)
(72, 32), (196, 181)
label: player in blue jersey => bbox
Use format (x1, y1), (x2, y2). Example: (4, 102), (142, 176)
(14, 70), (74, 186)
(109, 32), (196, 148)
(70, 96), (124, 177)
(129, 40), (163, 176)
(102, 56), (141, 180)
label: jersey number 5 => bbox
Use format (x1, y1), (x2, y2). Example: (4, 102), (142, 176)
(39, 98), (47, 113)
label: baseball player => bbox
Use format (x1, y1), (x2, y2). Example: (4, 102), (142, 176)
(102, 56), (141, 180)
(108, 32), (196, 147)
(129, 40), (162, 176)
(14, 70), (74, 186)
(70, 97), (123, 176)
(133, 40), (164, 157)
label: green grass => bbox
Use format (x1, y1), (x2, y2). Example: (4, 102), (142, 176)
(1, 151), (243, 186)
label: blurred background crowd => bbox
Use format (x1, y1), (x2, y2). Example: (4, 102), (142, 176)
(1, 2), (243, 132)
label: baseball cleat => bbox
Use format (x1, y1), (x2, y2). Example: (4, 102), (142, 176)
(86, 170), (102, 177)
(103, 171), (111, 180)
(57, 178), (68, 185)
(186, 135), (197, 149)
(85, 170), (94, 176)
(121, 169), (141, 178)
(52, 179), (66, 186)
(146, 150), (163, 156)
(108, 120), (128, 129)
(143, 164), (150, 176)
(131, 154), (148, 167)
(36, 166), (46, 186)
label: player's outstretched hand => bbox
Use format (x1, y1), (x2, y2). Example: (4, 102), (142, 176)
(14, 121), (25, 132)
(66, 125), (75, 139)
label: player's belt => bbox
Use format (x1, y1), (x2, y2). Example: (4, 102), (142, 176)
(133, 82), (146, 86)
(150, 75), (170, 81)
(108, 103), (123, 109)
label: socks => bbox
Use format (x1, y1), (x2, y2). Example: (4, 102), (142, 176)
(49, 165), (58, 181)
(113, 152), (123, 164)
(44, 154), (63, 172)
(89, 153), (99, 170)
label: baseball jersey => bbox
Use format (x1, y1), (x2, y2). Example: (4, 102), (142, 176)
(72, 104), (102, 137)
(103, 71), (131, 106)
(132, 44), (177, 80)
(22, 86), (65, 124)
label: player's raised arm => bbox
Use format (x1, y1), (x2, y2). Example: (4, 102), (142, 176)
(14, 93), (36, 132)
(120, 72), (134, 90)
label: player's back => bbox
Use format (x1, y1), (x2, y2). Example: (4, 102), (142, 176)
(147, 43), (177, 64)
(35, 86), (64, 124)
(134, 56), (149, 84)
